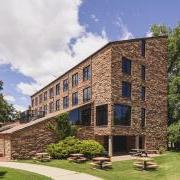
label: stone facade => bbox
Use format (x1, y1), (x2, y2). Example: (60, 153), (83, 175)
(0, 36), (168, 159)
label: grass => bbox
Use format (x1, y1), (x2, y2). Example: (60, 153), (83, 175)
(0, 167), (51, 180)
(20, 151), (180, 180)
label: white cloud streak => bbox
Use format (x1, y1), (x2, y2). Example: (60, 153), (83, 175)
(4, 95), (16, 102)
(0, 0), (108, 96)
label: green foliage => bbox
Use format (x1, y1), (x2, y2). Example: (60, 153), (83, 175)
(0, 80), (20, 122)
(77, 139), (105, 158)
(151, 24), (180, 123)
(168, 122), (180, 143)
(48, 113), (76, 140)
(47, 136), (105, 159)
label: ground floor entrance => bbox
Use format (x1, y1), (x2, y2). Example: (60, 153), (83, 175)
(96, 135), (145, 156)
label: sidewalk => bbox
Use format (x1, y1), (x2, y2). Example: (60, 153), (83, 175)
(0, 162), (101, 180)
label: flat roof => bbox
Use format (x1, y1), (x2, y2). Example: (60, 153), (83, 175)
(31, 35), (167, 97)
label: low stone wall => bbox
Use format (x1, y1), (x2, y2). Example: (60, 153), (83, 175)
(11, 118), (58, 159)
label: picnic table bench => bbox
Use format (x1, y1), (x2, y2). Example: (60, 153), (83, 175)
(33, 153), (51, 162)
(130, 149), (148, 157)
(91, 157), (112, 169)
(67, 153), (87, 163)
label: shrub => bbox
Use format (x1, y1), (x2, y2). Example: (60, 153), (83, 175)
(47, 137), (105, 159)
(78, 140), (105, 158)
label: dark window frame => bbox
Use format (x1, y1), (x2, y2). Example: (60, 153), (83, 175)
(141, 86), (146, 101)
(72, 73), (79, 87)
(141, 65), (146, 80)
(141, 39), (146, 57)
(44, 91), (47, 101)
(49, 88), (54, 99)
(56, 83), (60, 95)
(55, 99), (60, 111)
(96, 104), (108, 126)
(141, 108), (146, 127)
(122, 81), (131, 98)
(113, 104), (131, 126)
(83, 87), (91, 102)
(72, 92), (78, 106)
(122, 57), (131, 75)
(83, 65), (91, 81)
(63, 96), (69, 109)
(63, 79), (69, 92)
(49, 102), (54, 113)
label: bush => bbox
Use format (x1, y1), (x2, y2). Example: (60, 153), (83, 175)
(78, 140), (105, 158)
(47, 137), (105, 159)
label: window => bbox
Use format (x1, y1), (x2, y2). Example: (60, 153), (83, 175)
(141, 65), (146, 80)
(32, 99), (34, 107)
(122, 81), (131, 98)
(63, 79), (68, 92)
(39, 94), (43, 104)
(55, 99), (60, 111)
(69, 104), (91, 126)
(44, 91), (47, 101)
(44, 104), (48, 115)
(35, 97), (38, 106)
(72, 92), (78, 106)
(83, 65), (91, 81)
(141, 108), (146, 127)
(83, 87), (91, 102)
(114, 104), (131, 126)
(49, 88), (54, 99)
(63, 96), (69, 109)
(96, 104), (108, 126)
(122, 57), (131, 75)
(49, 102), (54, 113)
(72, 73), (78, 87)
(141, 86), (146, 101)
(56, 83), (60, 95)
(141, 39), (146, 57)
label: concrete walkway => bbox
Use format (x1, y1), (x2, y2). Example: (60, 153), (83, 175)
(0, 162), (101, 180)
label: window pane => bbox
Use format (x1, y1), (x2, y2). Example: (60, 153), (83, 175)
(96, 104), (108, 126)
(63, 79), (68, 92)
(72, 92), (78, 106)
(141, 65), (145, 80)
(83, 65), (91, 81)
(141, 39), (146, 57)
(114, 104), (131, 126)
(122, 81), (131, 98)
(83, 87), (91, 102)
(72, 73), (78, 87)
(122, 57), (131, 75)
(56, 83), (60, 95)
(141, 87), (145, 101)
(63, 96), (69, 109)
(141, 108), (146, 127)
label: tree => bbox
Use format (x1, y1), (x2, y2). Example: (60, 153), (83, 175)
(151, 24), (180, 124)
(48, 113), (76, 140)
(0, 81), (19, 123)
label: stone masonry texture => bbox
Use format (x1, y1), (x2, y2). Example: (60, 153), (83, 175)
(0, 36), (168, 159)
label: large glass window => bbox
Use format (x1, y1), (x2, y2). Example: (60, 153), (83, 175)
(122, 57), (131, 75)
(83, 65), (91, 81)
(141, 65), (146, 80)
(63, 96), (69, 109)
(141, 108), (146, 127)
(49, 88), (54, 99)
(83, 87), (91, 102)
(56, 83), (60, 95)
(69, 105), (91, 126)
(72, 73), (79, 87)
(56, 99), (60, 111)
(141, 86), (146, 101)
(122, 81), (131, 98)
(72, 92), (78, 106)
(114, 104), (131, 126)
(63, 79), (68, 92)
(96, 104), (108, 126)
(39, 94), (43, 104)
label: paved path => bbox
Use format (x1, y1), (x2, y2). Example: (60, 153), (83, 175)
(0, 162), (101, 180)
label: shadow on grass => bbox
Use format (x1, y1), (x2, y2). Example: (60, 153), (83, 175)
(0, 171), (7, 178)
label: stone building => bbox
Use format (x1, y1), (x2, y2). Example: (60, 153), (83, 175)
(0, 36), (168, 159)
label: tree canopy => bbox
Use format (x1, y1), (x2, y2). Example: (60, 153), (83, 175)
(151, 24), (180, 124)
(0, 80), (19, 123)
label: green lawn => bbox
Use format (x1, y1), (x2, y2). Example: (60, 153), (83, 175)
(0, 167), (51, 180)
(21, 151), (180, 180)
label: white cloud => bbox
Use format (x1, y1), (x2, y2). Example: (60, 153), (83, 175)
(4, 95), (15, 102)
(114, 17), (134, 40)
(91, 14), (99, 22)
(14, 104), (26, 112)
(17, 82), (41, 96)
(0, 0), (108, 96)
(146, 31), (153, 37)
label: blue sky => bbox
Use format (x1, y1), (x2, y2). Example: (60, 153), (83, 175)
(0, 0), (180, 111)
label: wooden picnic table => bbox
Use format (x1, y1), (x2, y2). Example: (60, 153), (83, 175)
(70, 153), (84, 158)
(92, 157), (110, 169)
(34, 152), (50, 162)
(130, 149), (148, 157)
(136, 157), (153, 170)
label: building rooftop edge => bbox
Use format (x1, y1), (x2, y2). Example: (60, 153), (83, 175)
(31, 35), (167, 98)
